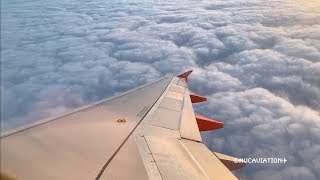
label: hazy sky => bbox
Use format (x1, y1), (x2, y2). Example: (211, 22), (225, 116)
(1, 0), (320, 179)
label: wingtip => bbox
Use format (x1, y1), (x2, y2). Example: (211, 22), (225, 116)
(177, 70), (193, 79)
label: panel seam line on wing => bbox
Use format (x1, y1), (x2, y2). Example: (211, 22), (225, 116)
(179, 140), (211, 180)
(181, 137), (202, 143)
(95, 77), (173, 179)
(142, 135), (164, 179)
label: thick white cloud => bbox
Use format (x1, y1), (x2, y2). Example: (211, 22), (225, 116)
(198, 88), (320, 179)
(1, 0), (320, 179)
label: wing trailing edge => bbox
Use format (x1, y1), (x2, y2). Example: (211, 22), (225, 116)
(214, 152), (246, 171)
(177, 70), (246, 176)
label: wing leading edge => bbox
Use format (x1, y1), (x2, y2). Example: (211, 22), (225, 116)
(0, 71), (245, 180)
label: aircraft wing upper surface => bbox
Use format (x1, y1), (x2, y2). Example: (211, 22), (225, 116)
(0, 71), (245, 180)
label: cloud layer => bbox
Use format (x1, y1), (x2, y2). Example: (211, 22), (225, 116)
(1, 0), (320, 179)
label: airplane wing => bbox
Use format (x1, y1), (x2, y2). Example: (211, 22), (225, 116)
(0, 70), (245, 180)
